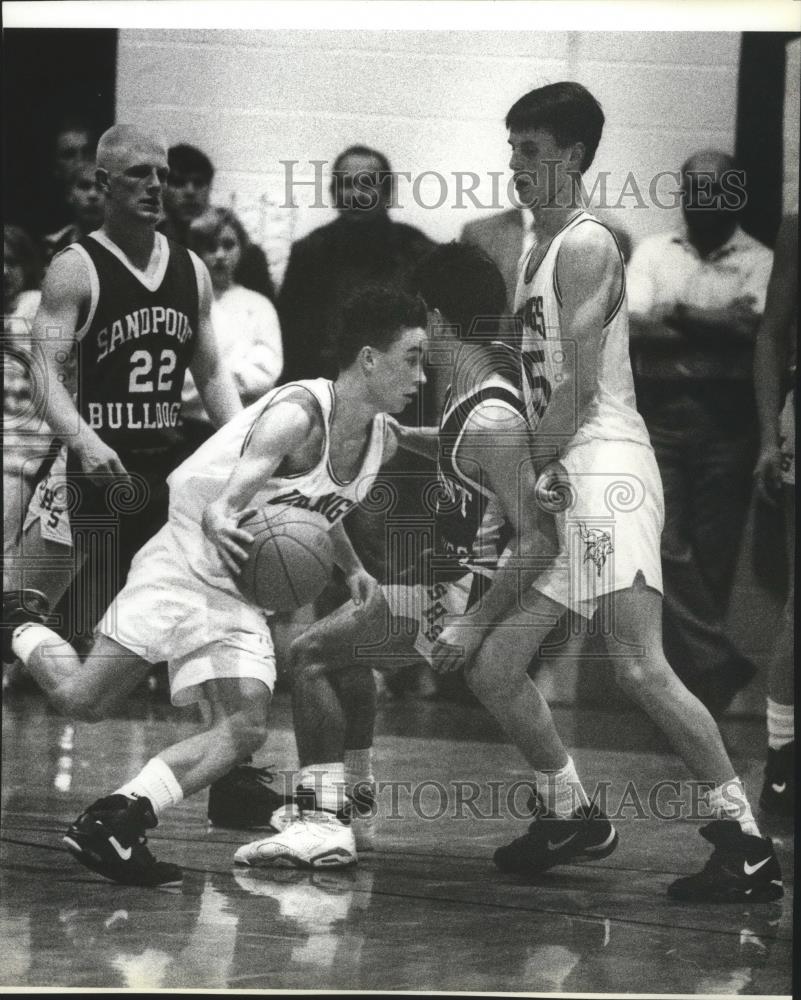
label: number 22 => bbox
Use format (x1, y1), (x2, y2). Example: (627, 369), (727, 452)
(128, 349), (178, 393)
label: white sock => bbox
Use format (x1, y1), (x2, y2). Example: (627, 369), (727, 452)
(344, 747), (375, 789)
(766, 699), (794, 750)
(114, 757), (184, 818)
(534, 756), (589, 818)
(298, 762), (347, 814)
(11, 623), (62, 666)
(707, 777), (760, 838)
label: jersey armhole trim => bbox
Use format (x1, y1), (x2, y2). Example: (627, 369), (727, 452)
(66, 244), (99, 342)
(553, 216), (626, 325)
(240, 383), (325, 480)
(451, 398), (524, 496)
(187, 249), (206, 308)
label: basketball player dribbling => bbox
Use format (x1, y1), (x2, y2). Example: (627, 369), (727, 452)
(0, 286), (428, 887)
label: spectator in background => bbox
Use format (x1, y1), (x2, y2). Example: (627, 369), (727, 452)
(278, 145), (435, 387)
(161, 143), (276, 302)
(752, 210), (797, 817)
(179, 207), (284, 456)
(36, 118), (98, 238)
(42, 161), (106, 262)
(627, 149), (774, 716)
(277, 145), (437, 698)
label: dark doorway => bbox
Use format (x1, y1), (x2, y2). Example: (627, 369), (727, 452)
(3, 29), (118, 239)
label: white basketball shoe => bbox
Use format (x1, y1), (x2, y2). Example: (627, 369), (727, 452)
(234, 810), (357, 870)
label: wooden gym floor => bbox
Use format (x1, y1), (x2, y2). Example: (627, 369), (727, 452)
(0, 685), (794, 995)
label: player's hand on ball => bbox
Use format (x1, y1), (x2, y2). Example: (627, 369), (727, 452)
(346, 568), (379, 610)
(201, 502), (257, 576)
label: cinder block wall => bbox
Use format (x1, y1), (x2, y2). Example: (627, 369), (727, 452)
(116, 29), (740, 282)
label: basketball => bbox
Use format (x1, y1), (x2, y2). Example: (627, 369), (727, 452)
(236, 507), (335, 613)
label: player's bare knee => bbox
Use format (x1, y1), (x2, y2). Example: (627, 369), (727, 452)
(228, 709), (269, 757)
(289, 630), (323, 670)
(614, 657), (668, 695)
(465, 657), (504, 701)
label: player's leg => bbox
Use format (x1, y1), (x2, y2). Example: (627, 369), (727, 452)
(465, 589), (618, 876)
(296, 604), (390, 849)
(599, 576), (783, 902)
(235, 591), (416, 869)
(4, 607), (150, 719)
(64, 672), (274, 888)
(761, 482), (795, 816)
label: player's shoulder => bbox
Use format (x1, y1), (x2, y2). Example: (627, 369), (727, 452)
(559, 217), (623, 280)
(43, 243), (93, 301)
(464, 377), (526, 433)
(563, 216), (620, 255)
(263, 382), (326, 435)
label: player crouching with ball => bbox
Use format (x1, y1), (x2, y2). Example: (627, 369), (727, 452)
(1, 285), (428, 887)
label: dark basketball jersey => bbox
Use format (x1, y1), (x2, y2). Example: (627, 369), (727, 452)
(434, 346), (526, 579)
(65, 232), (199, 453)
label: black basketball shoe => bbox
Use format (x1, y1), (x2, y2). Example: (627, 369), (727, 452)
(207, 763), (292, 829)
(494, 800), (618, 876)
(2, 589), (51, 664)
(759, 742), (794, 818)
(63, 794), (182, 887)
(667, 820), (783, 903)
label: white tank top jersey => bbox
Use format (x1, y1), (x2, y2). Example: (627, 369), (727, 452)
(514, 210), (651, 449)
(166, 378), (387, 584)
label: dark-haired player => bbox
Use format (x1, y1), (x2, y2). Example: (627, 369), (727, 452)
(478, 81), (780, 902)
(2, 286), (427, 887)
(234, 243), (582, 870)
(258, 211), (784, 901)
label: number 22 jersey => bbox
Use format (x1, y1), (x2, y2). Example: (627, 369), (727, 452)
(61, 230), (200, 453)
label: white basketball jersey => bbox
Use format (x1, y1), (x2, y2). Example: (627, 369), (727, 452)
(514, 211), (651, 448)
(167, 378), (387, 585)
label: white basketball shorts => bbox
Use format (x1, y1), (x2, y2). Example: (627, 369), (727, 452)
(531, 438), (665, 619)
(381, 573), (475, 666)
(96, 521), (276, 706)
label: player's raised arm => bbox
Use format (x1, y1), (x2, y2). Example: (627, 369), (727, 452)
(201, 399), (315, 574)
(188, 258), (242, 428)
(533, 224), (621, 449)
(32, 250), (130, 483)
